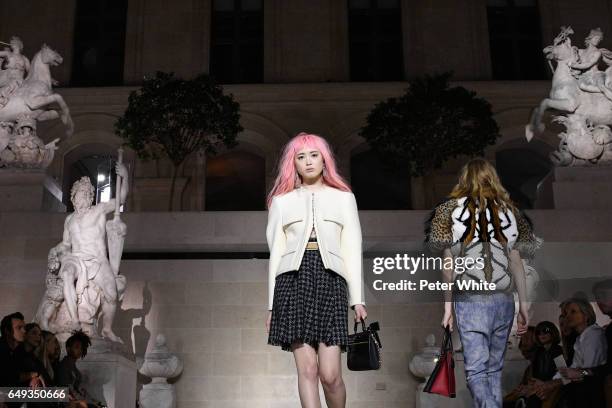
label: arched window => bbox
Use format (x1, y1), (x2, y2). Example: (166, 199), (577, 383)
(348, 0), (404, 81)
(486, 0), (546, 79)
(350, 148), (411, 209)
(62, 144), (120, 211)
(71, 0), (128, 86)
(205, 150), (266, 210)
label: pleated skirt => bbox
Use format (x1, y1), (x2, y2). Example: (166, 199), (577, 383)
(267, 249), (349, 352)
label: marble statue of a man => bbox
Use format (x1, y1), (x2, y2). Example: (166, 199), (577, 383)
(48, 163), (128, 342)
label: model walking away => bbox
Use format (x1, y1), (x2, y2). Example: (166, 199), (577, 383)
(266, 132), (367, 408)
(426, 158), (540, 408)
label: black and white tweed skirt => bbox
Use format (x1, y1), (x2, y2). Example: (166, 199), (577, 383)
(268, 248), (349, 352)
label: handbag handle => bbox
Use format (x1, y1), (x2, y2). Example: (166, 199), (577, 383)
(442, 325), (453, 352)
(353, 317), (366, 333)
(352, 318), (383, 349)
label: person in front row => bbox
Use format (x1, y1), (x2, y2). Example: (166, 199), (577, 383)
(55, 330), (104, 408)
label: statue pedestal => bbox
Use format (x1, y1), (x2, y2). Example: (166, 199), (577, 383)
(0, 169), (65, 211)
(139, 383), (176, 408)
(553, 166), (612, 209)
(77, 338), (137, 408)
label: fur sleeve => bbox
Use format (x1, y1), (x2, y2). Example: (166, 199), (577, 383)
(424, 198), (457, 254)
(511, 209), (543, 260)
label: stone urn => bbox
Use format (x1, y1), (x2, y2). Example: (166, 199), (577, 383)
(410, 333), (441, 408)
(138, 334), (183, 408)
(409, 333), (440, 382)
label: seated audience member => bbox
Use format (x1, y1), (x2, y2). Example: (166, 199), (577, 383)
(0, 312), (37, 408)
(19, 322), (50, 387)
(558, 301), (578, 367)
(503, 326), (537, 407)
(532, 321), (563, 381)
(515, 305), (572, 406)
(594, 280), (612, 407)
(25, 327), (64, 408)
(35, 330), (61, 384)
(532, 298), (607, 407)
(524, 322), (564, 408)
(55, 330), (104, 408)
(0, 312), (26, 387)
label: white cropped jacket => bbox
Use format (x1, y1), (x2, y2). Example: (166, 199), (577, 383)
(266, 185), (365, 311)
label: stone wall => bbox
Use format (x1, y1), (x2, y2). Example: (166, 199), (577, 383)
(4, 0), (612, 83)
(1, 209), (611, 406)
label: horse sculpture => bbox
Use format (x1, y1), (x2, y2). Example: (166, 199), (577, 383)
(527, 26), (612, 165)
(0, 44), (73, 137)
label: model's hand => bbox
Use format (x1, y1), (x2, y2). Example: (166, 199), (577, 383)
(265, 311), (271, 334)
(441, 302), (453, 331)
(353, 304), (367, 321)
(516, 306), (528, 336)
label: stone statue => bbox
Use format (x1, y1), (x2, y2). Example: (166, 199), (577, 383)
(0, 37), (30, 108)
(34, 247), (67, 332)
(37, 160), (129, 343)
(526, 26), (612, 166)
(0, 36), (72, 169)
(0, 115), (59, 168)
(571, 28), (604, 87)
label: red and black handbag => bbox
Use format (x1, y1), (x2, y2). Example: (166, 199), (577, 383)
(423, 326), (456, 398)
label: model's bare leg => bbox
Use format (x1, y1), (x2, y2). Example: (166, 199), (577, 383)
(318, 343), (346, 408)
(292, 342), (321, 408)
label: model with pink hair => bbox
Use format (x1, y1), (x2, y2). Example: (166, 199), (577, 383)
(266, 132), (351, 208)
(266, 132), (367, 408)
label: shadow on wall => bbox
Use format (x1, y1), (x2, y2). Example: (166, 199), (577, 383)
(115, 281), (152, 358)
(114, 281), (153, 393)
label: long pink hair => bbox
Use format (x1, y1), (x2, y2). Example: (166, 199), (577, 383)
(266, 132), (351, 208)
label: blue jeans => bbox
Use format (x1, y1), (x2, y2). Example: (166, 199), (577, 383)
(454, 292), (514, 408)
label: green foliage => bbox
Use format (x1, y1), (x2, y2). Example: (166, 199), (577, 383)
(360, 72), (500, 177)
(115, 71), (242, 210)
(115, 71), (242, 166)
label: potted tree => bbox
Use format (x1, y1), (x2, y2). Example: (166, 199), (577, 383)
(360, 72), (500, 206)
(115, 71), (242, 210)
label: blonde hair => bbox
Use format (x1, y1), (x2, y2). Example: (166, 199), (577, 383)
(35, 331), (58, 380)
(449, 158), (517, 281)
(449, 158), (514, 210)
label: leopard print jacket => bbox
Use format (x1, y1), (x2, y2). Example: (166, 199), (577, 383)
(424, 198), (542, 258)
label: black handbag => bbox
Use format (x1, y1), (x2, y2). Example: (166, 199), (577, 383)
(347, 318), (382, 371)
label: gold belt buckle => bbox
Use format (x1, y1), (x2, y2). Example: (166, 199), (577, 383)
(306, 241), (319, 250)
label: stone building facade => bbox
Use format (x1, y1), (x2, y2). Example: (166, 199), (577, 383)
(4, 0), (611, 211)
(1, 1), (612, 407)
